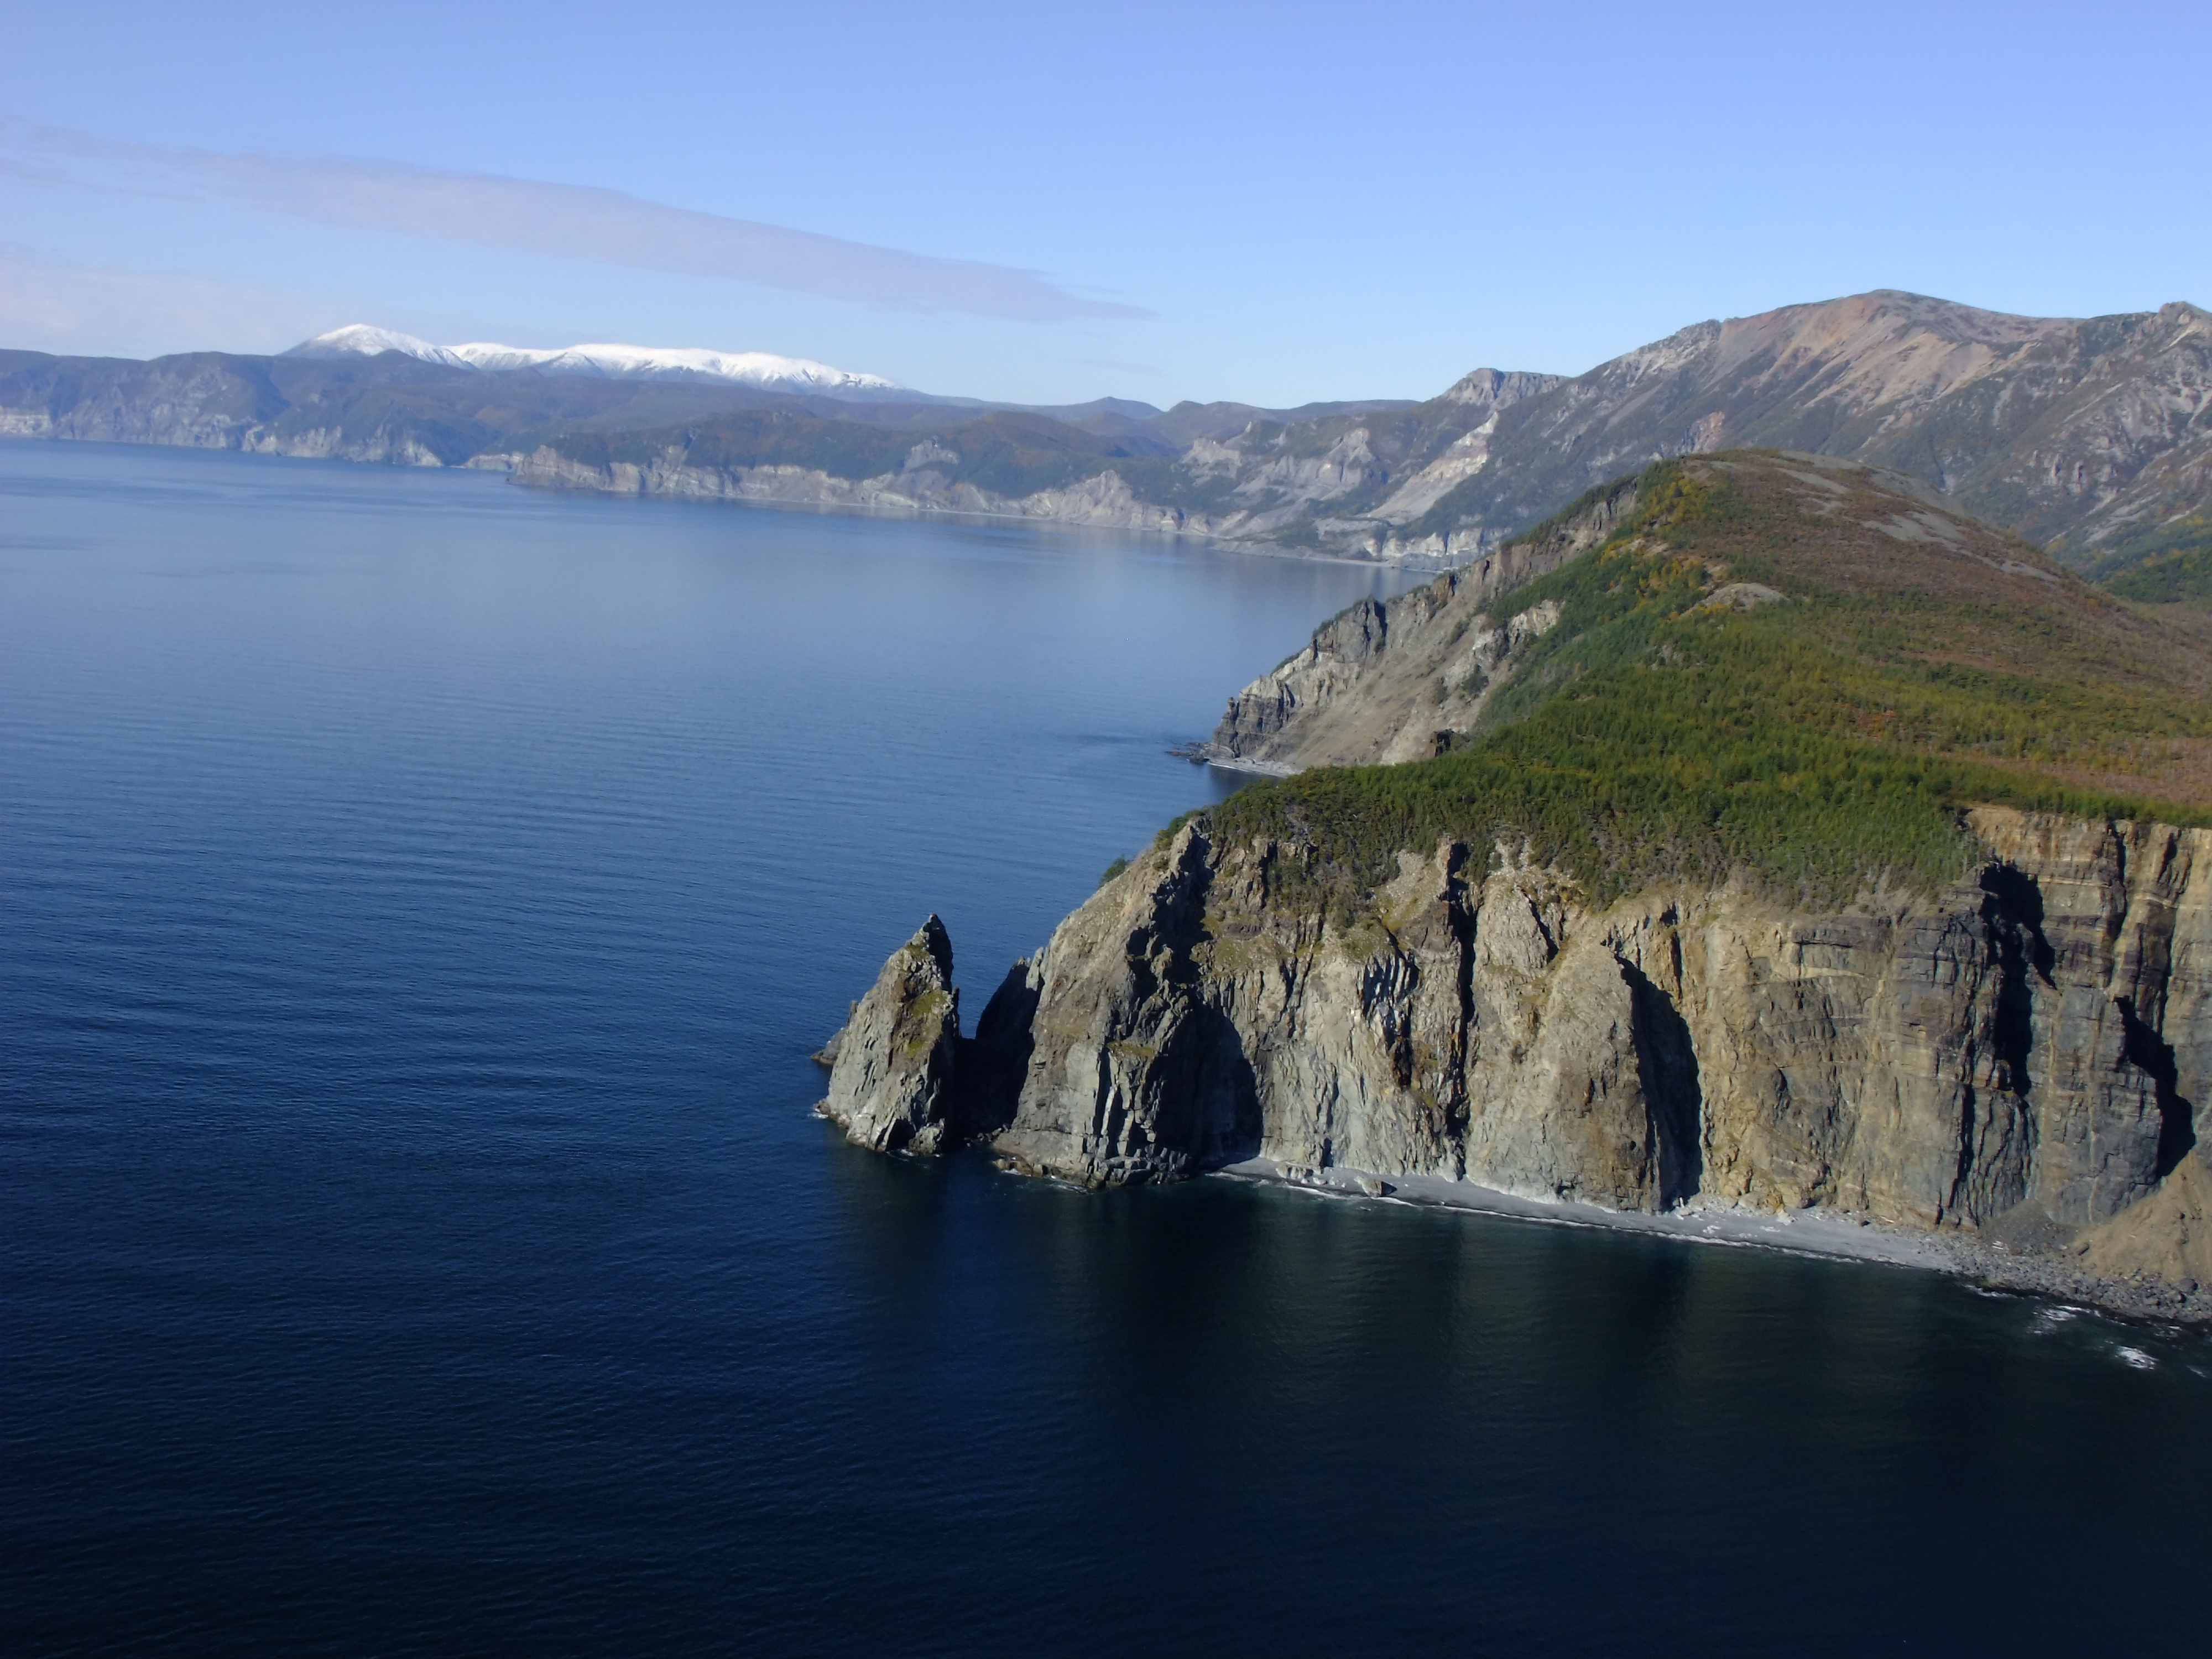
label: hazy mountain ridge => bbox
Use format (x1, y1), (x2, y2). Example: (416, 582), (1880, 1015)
(1380, 293), (2211, 576)
(0, 343), (1390, 481)
(502, 367), (1566, 542)
(0, 347), (1191, 468)
(507, 291), (2209, 582)
(508, 408), (1232, 538)
(4, 290), (2205, 585)
(0, 348), (881, 466)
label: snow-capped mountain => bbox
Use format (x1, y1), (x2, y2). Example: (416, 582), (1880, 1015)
(286, 325), (476, 369)
(285, 325), (903, 395)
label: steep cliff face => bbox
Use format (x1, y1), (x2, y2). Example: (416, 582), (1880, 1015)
(831, 809), (2208, 1311)
(820, 916), (963, 1154)
(818, 916), (1040, 1156)
(988, 810), (2206, 1222)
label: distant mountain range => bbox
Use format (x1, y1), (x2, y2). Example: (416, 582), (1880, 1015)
(2, 291), (2205, 594)
(1349, 292), (2211, 578)
(0, 331), (1411, 477)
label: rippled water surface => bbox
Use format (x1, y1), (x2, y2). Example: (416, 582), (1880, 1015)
(4, 442), (2207, 1657)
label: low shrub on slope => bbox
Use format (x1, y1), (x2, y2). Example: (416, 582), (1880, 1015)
(1200, 452), (2212, 908)
(2098, 513), (2212, 608)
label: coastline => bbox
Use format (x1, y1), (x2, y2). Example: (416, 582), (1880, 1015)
(1164, 742), (1301, 776)
(507, 445), (1471, 572)
(1209, 1157), (2211, 1328)
(0, 432), (1471, 575)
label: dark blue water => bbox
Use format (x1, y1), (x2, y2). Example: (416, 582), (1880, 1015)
(3, 443), (2207, 1657)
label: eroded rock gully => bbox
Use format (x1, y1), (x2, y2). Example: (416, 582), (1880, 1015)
(820, 809), (2211, 1317)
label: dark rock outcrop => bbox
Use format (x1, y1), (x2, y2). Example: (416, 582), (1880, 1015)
(816, 919), (1039, 1154)
(818, 916), (962, 1154)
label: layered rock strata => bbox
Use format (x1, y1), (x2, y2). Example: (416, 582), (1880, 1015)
(821, 810), (2211, 1313)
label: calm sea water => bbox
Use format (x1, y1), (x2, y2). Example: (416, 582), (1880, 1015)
(3, 442), (2207, 1657)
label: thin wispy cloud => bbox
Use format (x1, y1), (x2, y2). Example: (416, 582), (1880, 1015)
(0, 121), (1150, 325)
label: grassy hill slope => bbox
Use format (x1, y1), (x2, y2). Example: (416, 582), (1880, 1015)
(1196, 451), (2212, 909)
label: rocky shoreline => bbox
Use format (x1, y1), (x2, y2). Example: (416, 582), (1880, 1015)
(810, 452), (2210, 1333)
(510, 444), (1235, 544)
(810, 1115), (2209, 1327)
(815, 800), (2212, 1332)
(510, 443), (1489, 568)
(1201, 1156), (2209, 1327)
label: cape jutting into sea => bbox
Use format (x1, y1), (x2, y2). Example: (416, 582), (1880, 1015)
(3, 441), (2206, 1657)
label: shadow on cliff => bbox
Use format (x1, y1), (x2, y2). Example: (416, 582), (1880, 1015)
(1152, 1003), (1264, 1173)
(1981, 865), (2195, 1194)
(1624, 961), (1703, 1208)
(1980, 865), (2051, 1109)
(2120, 996), (2199, 1180)
(953, 960), (1039, 1140)
(948, 942), (1264, 1176)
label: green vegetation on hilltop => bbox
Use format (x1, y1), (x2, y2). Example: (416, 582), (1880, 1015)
(1200, 455), (2212, 910)
(2096, 510), (2212, 607)
(2106, 547), (2212, 607)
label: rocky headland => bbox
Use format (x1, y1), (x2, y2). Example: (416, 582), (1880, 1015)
(823, 808), (2210, 1323)
(819, 451), (2212, 1322)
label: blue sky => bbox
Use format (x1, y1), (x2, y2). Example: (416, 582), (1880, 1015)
(3, 0), (2206, 407)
